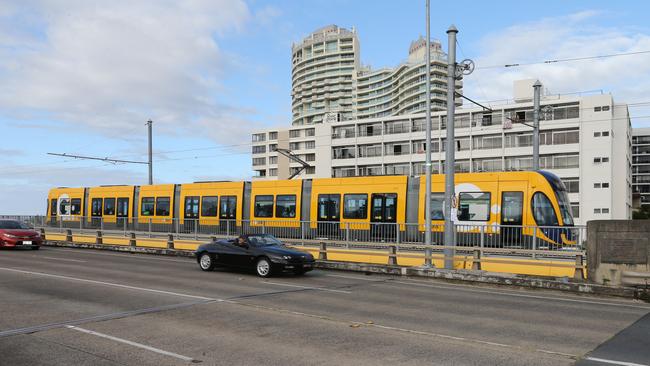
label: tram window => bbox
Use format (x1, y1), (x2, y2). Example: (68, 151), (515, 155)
(70, 199), (81, 215)
(201, 196), (218, 217)
(254, 195), (274, 218)
(156, 197), (171, 216)
(91, 198), (103, 217)
(50, 199), (57, 216)
(220, 196), (237, 219)
(427, 193), (445, 220)
(531, 192), (558, 226)
(117, 198), (129, 217)
(458, 192), (491, 221)
(343, 194), (368, 219)
(141, 197), (155, 216)
(276, 195), (297, 218)
(104, 198), (116, 215)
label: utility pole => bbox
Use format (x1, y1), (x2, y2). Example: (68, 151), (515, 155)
(444, 25), (458, 270)
(423, 0), (433, 266)
(147, 119), (153, 185)
(532, 80), (542, 170)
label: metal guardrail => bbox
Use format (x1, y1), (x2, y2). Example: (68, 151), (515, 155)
(3, 214), (586, 254)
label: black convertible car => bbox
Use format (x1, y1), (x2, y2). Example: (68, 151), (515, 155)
(195, 234), (316, 277)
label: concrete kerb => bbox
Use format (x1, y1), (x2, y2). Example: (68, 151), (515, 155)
(43, 240), (646, 301)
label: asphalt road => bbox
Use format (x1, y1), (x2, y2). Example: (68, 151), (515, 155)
(0, 246), (649, 366)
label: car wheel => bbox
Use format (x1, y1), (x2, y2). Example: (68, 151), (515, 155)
(198, 253), (216, 271)
(256, 257), (273, 278)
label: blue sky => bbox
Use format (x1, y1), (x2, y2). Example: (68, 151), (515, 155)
(1, 0), (650, 214)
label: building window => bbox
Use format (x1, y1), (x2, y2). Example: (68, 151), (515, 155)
(289, 142), (301, 150)
(305, 128), (315, 137)
(269, 144), (277, 152)
(275, 195), (297, 218)
(594, 183), (601, 188)
(254, 195), (274, 217)
(252, 133), (266, 142)
(252, 157), (266, 166)
(268, 168), (277, 176)
(594, 208), (601, 214)
(252, 145), (266, 154)
(602, 131), (610, 137)
(602, 106), (610, 111)
(290, 130), (301, 138)
(343, 194), (368, 219)
(269, 156), (278, 164)
(269, 131), (278, 140)
(305, 153), (316, 162)
(602, 157), (609, 162)
(571, 203), (580, 218)
(594, 157), (601, 163)
(305, 140), (316, 149)
(306, 166), (315, 174)
(602, 208), (610, 214)
(594, 132), (601, 137)
(594, 106), (602, 112)
(602, 183), (610, 188)
(562, 178), (580, 193)
(458, 192), (491, 221)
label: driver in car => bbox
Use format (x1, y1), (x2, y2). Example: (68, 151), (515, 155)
(236, 236), (247, 247)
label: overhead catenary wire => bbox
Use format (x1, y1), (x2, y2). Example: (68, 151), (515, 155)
(476, 50), (650, 70)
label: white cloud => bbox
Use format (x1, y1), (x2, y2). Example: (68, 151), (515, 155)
(0, 0), (264, 143)
(464, 11), (650, 127)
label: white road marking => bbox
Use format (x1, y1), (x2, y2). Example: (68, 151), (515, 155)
(389, 280), (650, 310)
(585, 356), (649, 366)
(66, 325), (195, 362)
(0, 267), (218, 301)
(46, 247), (192, 263)
(41, 256), (87, 263)
(262, 281), (351, 294)
(324, 273), (384, 282)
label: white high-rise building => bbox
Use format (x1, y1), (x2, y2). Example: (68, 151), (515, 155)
(290, 25), (460, 126)
(252, 80), (633, 225)
(632, 127), (650, 208)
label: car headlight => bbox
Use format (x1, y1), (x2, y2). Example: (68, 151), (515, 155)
(282, 255), (292, 260)
(2, 233), (17, 239)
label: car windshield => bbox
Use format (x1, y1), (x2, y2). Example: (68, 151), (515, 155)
(555, 189), (574, 226)
(0, 220), (31, 229)
(247, 234), (283, 247)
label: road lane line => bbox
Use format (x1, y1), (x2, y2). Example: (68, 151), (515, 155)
(0, 300), (214, 338)
(584, 357), (649, 366)
(66, 325), (195, 362)
(262, 281), (352, 294)
(389, 280), (650, 310)
(44, 247), (193, 263)
(0, 267), (218, 301)
(41, 256), (87, 263)
(324, 273), (386, 282)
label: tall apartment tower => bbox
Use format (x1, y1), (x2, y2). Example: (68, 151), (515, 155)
(291, 25), (360, 126)
(632, 127), (650, 208)
(355, 37), (462, 119)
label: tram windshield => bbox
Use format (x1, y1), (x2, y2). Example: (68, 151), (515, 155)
(537, 171), (575, 226)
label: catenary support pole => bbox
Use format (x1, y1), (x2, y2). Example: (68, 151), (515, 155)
(147, 119), (153, 185)
(533, 80), (542, 170)
(423, 0), (433, 266)
(444, 25), (458, 270)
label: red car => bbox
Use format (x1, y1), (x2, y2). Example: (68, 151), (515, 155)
(0, 220), (42, 250)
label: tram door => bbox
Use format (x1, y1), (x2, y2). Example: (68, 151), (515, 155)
(370, 193), (397, 240)
(219, 196), (237, 234)
(184, 196), (199, 233)
(317, 194), (340, 238)
(49, 198), (57, 225)
(91, 198), (102, 228)
(501, 191), (524, 247)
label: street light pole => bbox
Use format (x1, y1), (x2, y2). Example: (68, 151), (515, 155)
(444, 25), (458, 270)
(423, 0), (433, 266)
(532, 80), (542, 170)
(147, 119), (153, 185)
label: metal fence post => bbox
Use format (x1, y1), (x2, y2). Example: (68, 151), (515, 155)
(130, 232), (136, 247)
(226, 220), (231, 237)
(59, 218), (63, 233)
(96, 230), (103, 245)
(167, 233), (174, 249)
(319, 242), (327, 260)
(396, 223), (401, 244)
(388, 245), (398, 266)
(301, 221), (305, 242)
(480, 225), (485, 249)
(123, 218), (127, 236)
(532, 227), (538, 259)
(100, 217), (104, 232)
(66, 229), (72, 242)
(194, 219), (198, 240)
(148, 218), (152, 238)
